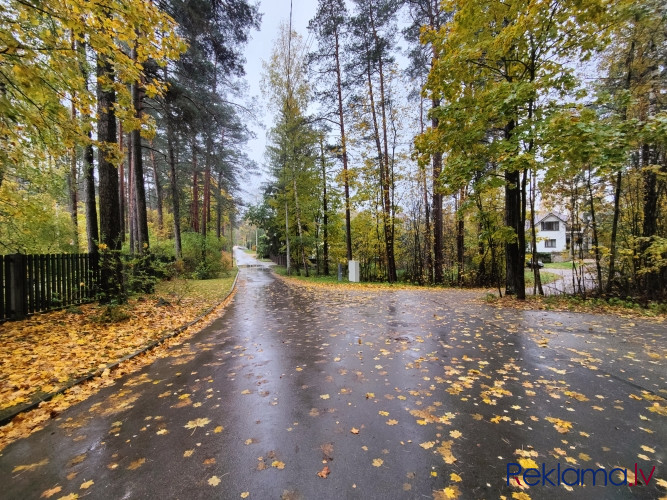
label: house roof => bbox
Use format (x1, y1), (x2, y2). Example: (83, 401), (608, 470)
(535, 212), (568, 224)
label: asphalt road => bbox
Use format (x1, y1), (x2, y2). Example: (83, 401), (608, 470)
(1, 249), (665, 499)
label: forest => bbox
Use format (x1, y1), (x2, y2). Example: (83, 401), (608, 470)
(1, 0), (666, 301)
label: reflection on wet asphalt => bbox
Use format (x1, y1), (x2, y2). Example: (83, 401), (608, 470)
(1, 254), (665, 499)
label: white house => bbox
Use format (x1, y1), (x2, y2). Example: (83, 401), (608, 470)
(529, 212), (588, 260)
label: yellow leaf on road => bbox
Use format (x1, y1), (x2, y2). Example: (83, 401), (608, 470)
(184, 418), (211, 430)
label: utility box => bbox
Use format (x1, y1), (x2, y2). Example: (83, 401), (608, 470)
(348, 260), (360, 282)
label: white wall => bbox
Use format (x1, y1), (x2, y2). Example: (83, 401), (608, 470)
(535, 215), (567, 253)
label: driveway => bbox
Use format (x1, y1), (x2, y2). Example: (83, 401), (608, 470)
(1, 250), (665, 499)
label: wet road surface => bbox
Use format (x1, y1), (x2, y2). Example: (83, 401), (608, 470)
(1, 250), (665, 499)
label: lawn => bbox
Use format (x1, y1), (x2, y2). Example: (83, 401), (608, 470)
(524, 269), (561, 286)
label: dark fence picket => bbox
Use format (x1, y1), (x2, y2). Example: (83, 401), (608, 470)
(0, 252), (103, 322)
(0, 255), (5, 321)
(27, 254), (34, 314)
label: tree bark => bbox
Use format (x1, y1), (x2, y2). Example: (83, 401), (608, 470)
(131, 48), (149, 252)
(69, 98), (79, 250)
(118, 122), (126, 243)
(202, 133), (212, 236)
(96, 53), (123, 300)
(191, 138), (199, 232)
(320, 137), (329, 275)
(164, 85), (182, 258)
(606, 171), (622, 294)
(83, 134), (98, 255)
(504, 119), (525, 298)
(149, 140), (164, 231)
(216, 171), (223, 239)
(334, 28), (352, 262)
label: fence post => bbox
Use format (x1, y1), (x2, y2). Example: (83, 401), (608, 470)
(9, 253), (27, 320)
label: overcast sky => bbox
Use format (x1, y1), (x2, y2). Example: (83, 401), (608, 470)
(240, 1), (318, 205)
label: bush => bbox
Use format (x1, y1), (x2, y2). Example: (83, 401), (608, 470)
(181, 232), (229, 279)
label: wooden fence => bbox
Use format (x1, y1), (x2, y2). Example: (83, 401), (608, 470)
(270, 254), (287, 267)
(1, 253), (100, 322)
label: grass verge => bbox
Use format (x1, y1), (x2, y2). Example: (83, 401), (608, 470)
(524, 270), (560, 286)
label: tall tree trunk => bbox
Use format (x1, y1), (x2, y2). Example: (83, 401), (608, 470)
(96, 54), (123, 300)
(419, 96), (433, 284)
(456, 189), (465, 285)
(292, 171), (309, 277)
(78, 41), (98, 256)
(641, 143), (659, 295)
(131, 48), (149, 252)
(163, 71), (181, 258)
(149, 140), (164, 231)
(607, 171), (622, 294)
(504, 119), (525, 298)
(374, 26), (396, 283)
(191, 138), (199, 232)
(128, 133), (135, 253)
(167, 121), (181, 258)
(587, 166), (603, 291)
(320, 137), (330, 275)
(69, 98), (79, 249)
(529, 167), (543, 295)
(334, 28), (352, 262)
(118, 123), (126, 243)
(432, 102), (443, 285)
(84, 134), (98, 255)
(202, 133), (212, 236)
(216, 171), (223, 239)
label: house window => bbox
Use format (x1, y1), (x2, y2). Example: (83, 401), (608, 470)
(541, 221), (559, 231)
(545, 239), (557, 248)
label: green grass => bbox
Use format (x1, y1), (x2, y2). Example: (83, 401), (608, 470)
(544, 261), (579, 270)
(243, 249), (255, 255)
(273, 266), (457, 289)
(524, 270), (560, 286)
(155, 268), (238, 305)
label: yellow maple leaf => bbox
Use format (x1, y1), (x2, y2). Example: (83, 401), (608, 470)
(184, 418), (211, 429)
(40, 486), (62, 498)
(183, 450), (194, 457)
(241, 389), (251, 395)
(386, 419), (398, 425)
(511, 492), (532, 500)
(214, 426), (223, 433)
(208, 476), (221, 486)
(79, 480), (94, 490)
(450, 473), (462, 482)
(433, 485), (461, 499)
(240, 493), (249, 498)
(156, 429), (168, 435)
(127, 458), (145, 470)
(449, 430), (462, 439)
(350, 428), (360, 434)
(372, 458), (383, 467)
(320, 394), (330, 400)
(378, 410), (389, 416)
(271, 460), (285, 470)
(13, 458), (49, 473)
(518, 458), (539, 469)
(420, 441), (435, 449)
